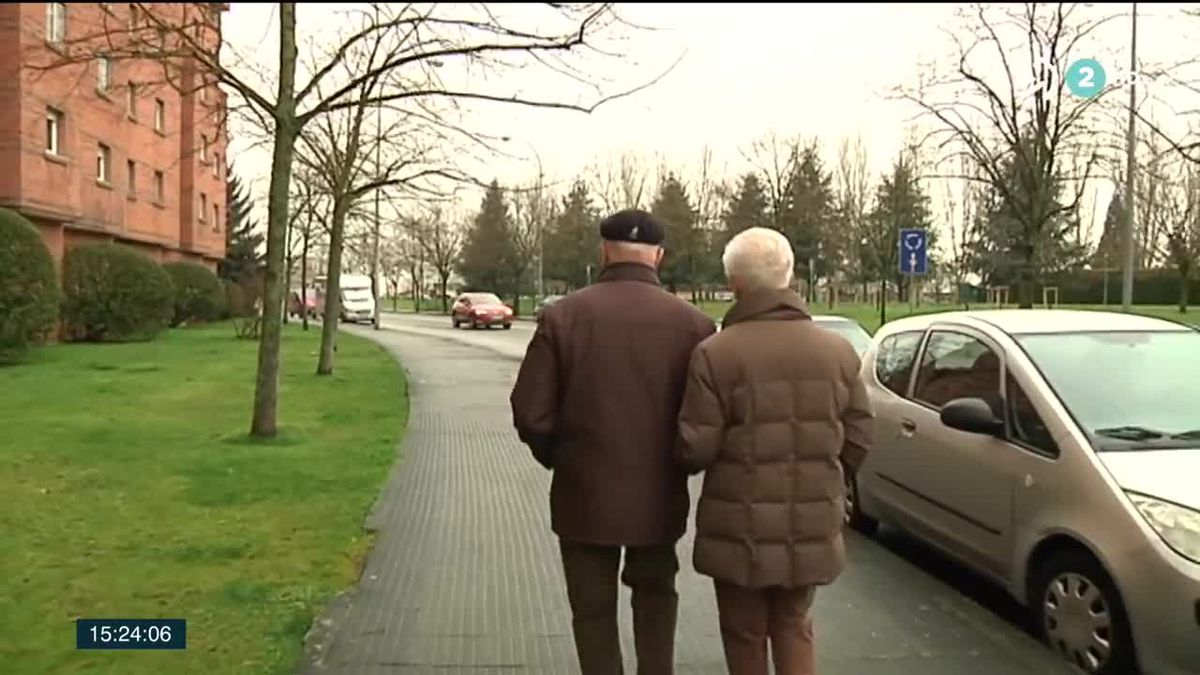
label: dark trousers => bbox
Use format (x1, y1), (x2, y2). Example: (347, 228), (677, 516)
(559, 540), (680, 675)
(713, 580), (816, 675)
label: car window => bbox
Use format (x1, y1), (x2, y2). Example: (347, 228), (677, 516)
(912, 331), (1001, 413)
(467, 293), (502, 304)
(1006, 373), (1058, 455)
(874, 330), (924, 396)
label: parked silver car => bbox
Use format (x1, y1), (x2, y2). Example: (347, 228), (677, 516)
(715, 314), (872, 357)
(850, 309), (1199, 675)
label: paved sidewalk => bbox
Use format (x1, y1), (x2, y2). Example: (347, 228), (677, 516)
(299, 321), (1075, 675)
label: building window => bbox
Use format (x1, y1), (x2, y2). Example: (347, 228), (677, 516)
(213, 204), (220, 231)
(153, 170), (164, 202)
(128, 4), (140, 30)
(212, 153), (220, 178)
(126, 81), (137, 119)
(97, 144), (111, 183)
(200, 134), (208, 162)
(96, 56), (112, 93)
(126, 160), (136, 196)
(154, 99), (164, 132)
(46, 3), (66, 44)
(199, 192), (207, 221)
(45, 108), (63, 155)
(199, 80), (208, 104)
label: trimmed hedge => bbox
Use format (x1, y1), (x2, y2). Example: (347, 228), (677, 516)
(0, 208), (60, 360)
(1037, 269), (1199, 306)
(163, 261), (226, 325)
(62, 243), (175, 342)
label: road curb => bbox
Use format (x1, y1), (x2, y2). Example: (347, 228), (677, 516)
(362, 321), (526, 362)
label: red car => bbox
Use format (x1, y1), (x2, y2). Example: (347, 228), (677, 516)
(451, 292), (513, 329)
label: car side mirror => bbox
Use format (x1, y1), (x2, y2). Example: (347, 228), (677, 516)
(940, 397), (1004, 437)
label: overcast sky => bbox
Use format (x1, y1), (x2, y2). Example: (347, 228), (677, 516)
(221, 2), (1200, 252)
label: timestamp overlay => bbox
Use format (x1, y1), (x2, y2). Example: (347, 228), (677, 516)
(76, 618), (187, 650)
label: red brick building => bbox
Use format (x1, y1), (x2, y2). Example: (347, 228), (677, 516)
(0, 2), (229, 269)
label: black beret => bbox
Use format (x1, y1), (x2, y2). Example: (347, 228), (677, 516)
(598, 209), (664, 245)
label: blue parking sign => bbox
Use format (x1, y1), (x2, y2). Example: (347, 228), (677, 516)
(898, 228), (928, 276)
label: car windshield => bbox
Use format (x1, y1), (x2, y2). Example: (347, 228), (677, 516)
(342, 288), (372, 302)
(815, 320), (872, 356)
(467, 293), (503, 305)
(1016, 330), (1200, 450)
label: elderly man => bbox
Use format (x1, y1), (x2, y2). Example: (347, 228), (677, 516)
(676, 227), (874, 675)
(510, 209), (715, 675)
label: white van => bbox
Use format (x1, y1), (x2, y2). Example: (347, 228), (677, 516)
(314, 274), (376, 324)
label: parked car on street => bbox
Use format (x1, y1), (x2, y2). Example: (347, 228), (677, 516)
(313, 274), (377, 324)
(812, 315), (872, 357)
(715, 312), (872, 357)
(451, 292), (513, 329)
(850, 309), (1200, 675)
(534, 294), (565, 320)
(288, 288), (319, 319)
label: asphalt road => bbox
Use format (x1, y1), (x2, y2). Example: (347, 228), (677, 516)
(299, 312), (1077, 674)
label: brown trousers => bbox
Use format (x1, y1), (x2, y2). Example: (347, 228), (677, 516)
(713, 580), (816, 675)
(559, 540), (680, 675)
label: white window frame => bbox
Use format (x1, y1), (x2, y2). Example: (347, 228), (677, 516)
(45, 108), (63, 155)
(153, 170), (164, 202)
(200, 134), (208, 162)
(97, 144), (111, 183)
(154, 98), (165, 132)
(212, 153), (220, 178)
(97, 56), (112, 93)
(46, 3), (66, 44)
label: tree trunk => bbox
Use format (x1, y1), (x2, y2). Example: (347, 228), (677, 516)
(1181, 271), (1191, 314)
(283, 216), (294, 325)
(250, 2), (298, 439)
(317, 197), (350, 376)
(300, 224), (310, 331)
(440, 273), (450, 313)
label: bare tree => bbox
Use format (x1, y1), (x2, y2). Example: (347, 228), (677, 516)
(593, 152), (649, 214)
(414, 208), (464, 313)
(835, 136), (873, 302)
(1158, 158), (1200, 312)
(508, 175), (557, 313)
(743, 132), (800, 233)
(900, 3), (1117, 307)
(32, 2), (668, 436)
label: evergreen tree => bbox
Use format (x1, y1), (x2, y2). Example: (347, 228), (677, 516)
(1091, 192), (1126, 270)
(722, 173), (770, 237)
(458, 180), (516, 292)
(218, 173), (263, 283)
(865, 155), (933, 297)
(544, 180), (599, 290)
(650, 174), (699, 293)
(787, 145), (837, 294)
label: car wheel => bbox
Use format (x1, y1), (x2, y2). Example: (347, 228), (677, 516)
(452, 318), (459, 328)
(1031, 550), (1136, 675)
(503, 323), (512, 330)
(843, 469), (878, 535)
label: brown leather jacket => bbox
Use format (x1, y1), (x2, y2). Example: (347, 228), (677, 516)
(510, 263), (716, 546)
(677, 289), (874, 588)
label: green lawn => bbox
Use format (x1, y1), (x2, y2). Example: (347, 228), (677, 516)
(0, 323), (407, 674)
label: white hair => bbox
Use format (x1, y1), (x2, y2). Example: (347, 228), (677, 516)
(722, 227), (795, 291)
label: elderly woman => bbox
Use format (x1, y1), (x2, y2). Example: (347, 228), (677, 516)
(676, 227), (874, 675)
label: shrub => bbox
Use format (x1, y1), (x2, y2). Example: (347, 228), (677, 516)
(0, 208), (60, 360)
(61, 243), (175, 342)
(163, 261), (226, 325)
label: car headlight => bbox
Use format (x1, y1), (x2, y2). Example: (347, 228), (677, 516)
(1127, 492), (1200, 563)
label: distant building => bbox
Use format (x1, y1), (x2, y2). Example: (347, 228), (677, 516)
(0, 3), (230, 269)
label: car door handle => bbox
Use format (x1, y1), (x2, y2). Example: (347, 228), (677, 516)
(900, 419), (917, 437)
